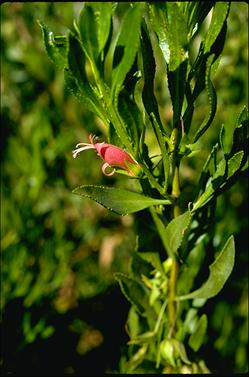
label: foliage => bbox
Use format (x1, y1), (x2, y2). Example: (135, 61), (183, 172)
(1, 2), (248, 375)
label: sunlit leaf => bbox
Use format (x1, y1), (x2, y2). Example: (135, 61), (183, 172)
(204, 2), (230, 53)
(177, 236), (235, 300)
(111, 3), (144, 104)
(164, 210), (192, 256)
(73, 185), (172, 215)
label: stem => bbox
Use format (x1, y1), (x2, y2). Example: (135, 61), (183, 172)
(168, 127), (181, 337)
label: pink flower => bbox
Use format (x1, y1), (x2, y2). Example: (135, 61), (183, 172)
(72, 135), (141, 177)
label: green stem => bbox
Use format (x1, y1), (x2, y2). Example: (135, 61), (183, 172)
(168, 127), (181, 337)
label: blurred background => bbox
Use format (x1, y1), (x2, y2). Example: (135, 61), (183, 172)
(1, 2), (248, 375)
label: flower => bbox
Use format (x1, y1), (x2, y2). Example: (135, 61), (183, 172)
(72, 135), (141, 177)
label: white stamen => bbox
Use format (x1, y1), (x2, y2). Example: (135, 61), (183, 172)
(72, 144), (95, 158)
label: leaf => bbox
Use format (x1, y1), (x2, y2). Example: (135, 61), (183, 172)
(88, 2), (113, 54)
(137, 252), (165, 276)
(111, 3), (144, 103)
(149, 2), (188, 71)
(72, 185), (172, 215)
(38, 21), (68, 70)
(193, 151), (244, 211)
(127, 305), (140, 339)
(188, 314), (208, 351)
(204, 2), (230, 54)
(77, 4), (99, 65)
(231, 106), (249, 156)
(140, 25), (162, 131)
(167, 60), (188, 126)
(131, 252), (154, 280)
(177, 235), (235, 300)
(64, 68), (109, 126)
(186, 2), (215, 40)
(114, 273), (156, 319)
(164, 210), (192, 256)
(193, 54), (217, 142)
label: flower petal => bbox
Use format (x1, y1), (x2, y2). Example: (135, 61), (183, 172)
(102, 162), (115, 176)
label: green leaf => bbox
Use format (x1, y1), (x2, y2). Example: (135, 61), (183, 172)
(127, 305), (140, 339)
(177, 235), (235, 301)
(231, 106), (249, 156)
(204, 2), (230, 54)
(88, 2), (113, 54)
(171, 339), (191, 365)
(140, 25), (162, 132)
(137, 252), (165, 276)
(72, 185), (172, 215)
(193, 54), (217, 142)
(186, 2), (215, 40)
(193, 151), (244, 211)
(149, 2), (188, 71)
(131, 252), (154, 280)
(117, 93), (141, 155)
(64, 69), (109, 126)
(188, 314), (208, 351)
(114, 272), (156, 319)
(77, 5), (99, 65)
(160, 339), (176, 367)
(164, 210), (192, 256)
(167, 60), (188, 126)
(111, 3), (144, 103)
(38, 21), (68, 70)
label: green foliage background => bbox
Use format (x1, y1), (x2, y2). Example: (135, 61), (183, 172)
(1, 2), (248, 375)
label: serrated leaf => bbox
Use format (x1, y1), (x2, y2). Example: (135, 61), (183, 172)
(114, 273), (156, 319)
(39, 21), (68, 70)
(204, 2), (230, 54)
(177, 235), (235, 301)
(72, 185), (172, 215)
(188, 314), (207, 351)
(193, 151), (244, 211)
(164, 210), (192, 256)
(193, 54), (217, 142)
(64, 69), (109, 126)
(111, 3), (144, 103)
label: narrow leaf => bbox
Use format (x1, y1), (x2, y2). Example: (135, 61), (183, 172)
(140, 25), (162, 132)
(111, 3), (144, 103)
(164, 210), (192, 256)
(193, 54), (217, 142)
(39, 21), (68, 69)
(89, 2), (113, 53)
(204, 2), (230, 54)
(149, 2), (188, 71)
(193, 151), (244, 211)
(73, 185), (172, 215)
(189, 314), (208, 351)
(78, 5), (99, 64)
(177, 236), (235, 300)
(114, 273), (156, 320)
